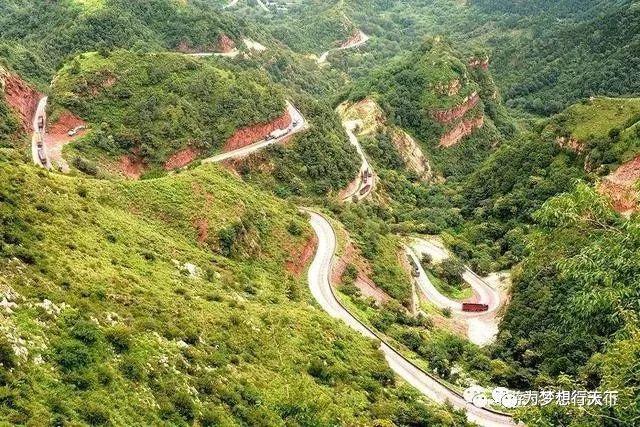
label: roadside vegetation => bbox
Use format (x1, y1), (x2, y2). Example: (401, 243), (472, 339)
(52, 50), (285, 167)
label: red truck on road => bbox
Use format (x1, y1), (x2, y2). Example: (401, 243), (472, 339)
(462, 303), (489, 312)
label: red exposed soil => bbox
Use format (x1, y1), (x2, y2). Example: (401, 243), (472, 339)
(46, 111), (87, 172)
(217, 34), (236, 53)
(118, 155), (147, 179)
(439, 116), (484, 148)
(49, 111), (86, 140)
(194, 218), (209, 243)
(468, 57), (490, 70)
(340, 31), (365, 48)
(432, 92), (480, 124)
(331, 241), (391, 305)
(223, 109), (291, 152)
(286, 234), (318, 277)
(176, 33), (235, 54)
(0, 69), (41, 132)
(556, 136), (585, 153)
(164, 146), (200, 170)
(599, 155), (640, 214)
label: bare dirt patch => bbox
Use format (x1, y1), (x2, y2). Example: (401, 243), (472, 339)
(331, 239), (390, 305)
(0, 67), (41, 132)
(286, 234), (318, 277)
(46, 111), (87, 172)
(599, 155), (640, 214)
(118, 155), (147, 179)
(164, 146), (200, 170)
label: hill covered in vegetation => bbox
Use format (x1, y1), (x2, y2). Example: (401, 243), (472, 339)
(51, 50), (285, 170)
(0, 0), (257, 83)
(0, 146), (469, 425)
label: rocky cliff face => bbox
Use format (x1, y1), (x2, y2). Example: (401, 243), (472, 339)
(439, 116), (484, 147)
(0, 67), (41, 132)
(223, 109), (292, 152)
(432, 92), (480, 123)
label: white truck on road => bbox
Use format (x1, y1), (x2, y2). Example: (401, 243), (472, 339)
(266, 128), (289, 140)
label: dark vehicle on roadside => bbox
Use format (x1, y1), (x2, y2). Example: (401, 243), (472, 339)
(359, 184), (371, 196)
(462, 303), (489, 312)
(408, 256), (420, 277)
(37, 116), (44, 131)
(37, 148), (47, 165)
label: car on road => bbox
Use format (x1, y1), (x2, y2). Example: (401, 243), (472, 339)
(67, 125), (86, 137)
(37, 116), (44, 131)
(37, 148), (47, 165)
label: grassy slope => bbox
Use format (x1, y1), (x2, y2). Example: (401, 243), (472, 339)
(551, 97), (640, 141)
(52, 51), (285, 166)
(0, 147), (468, 425)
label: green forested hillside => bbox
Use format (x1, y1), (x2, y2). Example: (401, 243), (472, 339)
(0, 151), (468, 426)
(0, 0), (253, 82)
(52, 50), (285, 167)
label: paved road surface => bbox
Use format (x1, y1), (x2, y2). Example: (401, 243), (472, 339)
(406, 239), (502, 315)
(317, 31), (370, 65)
(306, 211), (516, 427)
(202, 101), (307, 164)
(187, 50), (240, 58)
(342, 120), (375, 201)
(31, 96), (49, 169)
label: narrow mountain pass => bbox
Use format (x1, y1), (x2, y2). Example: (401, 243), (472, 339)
(340, 120), (375, 201)
(202, 101), (307, 164)
(305, 210), (516, 427)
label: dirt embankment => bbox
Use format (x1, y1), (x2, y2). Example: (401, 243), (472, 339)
(468, 57), (489, 71)
(0, 67), (41, 132)
(47, 110), (87, 173)
(286, 234), (318, 277)
(340, 31), (366, 48)
(162, 107), (291, 171)
(439, 116), (484, 148)
(599, 155), (640, 215)
(177, 33), (236, 54)
(164, 146), (200, 171)
(331, 239), (391, 306)
(432, 92), (480, 124)
(223, 109), (291, 152)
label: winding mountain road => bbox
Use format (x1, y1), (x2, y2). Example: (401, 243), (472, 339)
(306, 211), (516, 427)
(31, 96), (49, 169)
(341, 120), (375, 201)
(317, 30), (370, 65)
(406, 241), (502, 315)
(202, 101), (307, 164)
